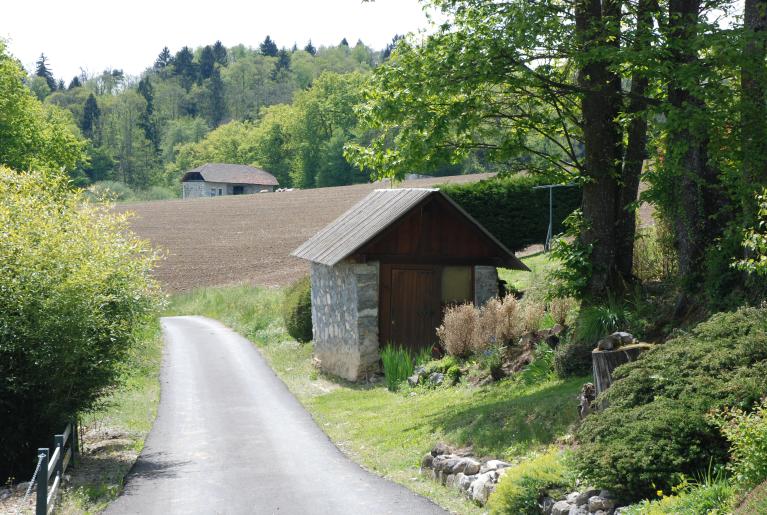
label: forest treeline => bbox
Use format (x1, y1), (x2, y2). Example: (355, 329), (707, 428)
(19, 35), (484, 196)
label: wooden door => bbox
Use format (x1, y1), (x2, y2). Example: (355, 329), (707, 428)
(387, 266), (440, 352)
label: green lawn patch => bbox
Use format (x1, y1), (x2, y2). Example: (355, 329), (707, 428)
(168, 283), (585, 514)
(499, 251), (558, 292)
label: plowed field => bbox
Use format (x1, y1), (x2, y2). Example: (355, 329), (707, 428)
(117, 174), (494, 292)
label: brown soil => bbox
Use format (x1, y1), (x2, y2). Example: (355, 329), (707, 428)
(116, 174), (495, 293)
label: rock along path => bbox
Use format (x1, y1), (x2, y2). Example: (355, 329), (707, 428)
(105, 316), (446, 515)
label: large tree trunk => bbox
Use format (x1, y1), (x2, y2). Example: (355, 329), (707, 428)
(742, 0), (767, 221)
(666, 0), (723, 306)
(615, 0), (656, 279)
(576, 0), (625, 298)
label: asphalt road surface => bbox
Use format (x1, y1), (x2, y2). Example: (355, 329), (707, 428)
(105, 316), (446, 515)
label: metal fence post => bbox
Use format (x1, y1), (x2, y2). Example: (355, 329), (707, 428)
(54, 434), (64, 478)
(36, 448), (49, 515)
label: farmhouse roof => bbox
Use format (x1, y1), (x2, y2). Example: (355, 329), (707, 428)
(292, 188), (528, 270)
(181, 163), (279, 186)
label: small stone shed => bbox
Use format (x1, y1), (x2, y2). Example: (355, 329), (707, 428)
(181, 163), (279, 198)
(292, 188), (529, 381)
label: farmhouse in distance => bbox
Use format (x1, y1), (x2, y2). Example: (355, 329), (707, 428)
(293, 188), (529, 381)
(181, 163), (279, 198)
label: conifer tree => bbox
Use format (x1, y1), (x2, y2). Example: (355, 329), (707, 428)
(304, 40), (317, 55)
(273, 49), (291, 79)
(199, 45), (215, 80)
(35, 53), (56, 91)
(212, 40), (227, 65)
(81, 93), (100, 140)
(340, 38), (349, 47)
(68, 76), (81, 90)
(154, 46), (172, 70)
(137, 77), (159, 150)
(206, 68), (227, 127)
(57, 79), (65, 91)
(260, 35), (278, 57)
(173, 46), (196, 90)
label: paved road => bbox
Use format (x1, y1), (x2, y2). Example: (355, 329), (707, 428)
(106, 316), (446, 515)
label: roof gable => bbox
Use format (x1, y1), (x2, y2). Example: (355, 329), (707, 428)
(292, 188), (528, 270)
(181, 163), (279, 186)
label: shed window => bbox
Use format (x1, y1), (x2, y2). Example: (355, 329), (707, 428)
(441, 266), (472, 304)
(210, 188), (216, 196)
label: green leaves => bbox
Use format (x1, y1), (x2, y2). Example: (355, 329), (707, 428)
(0, 168), (160, 480)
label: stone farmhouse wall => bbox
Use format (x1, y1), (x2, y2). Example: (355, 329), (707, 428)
(310, 261), (379, 381)
(182, 181), (275, 199)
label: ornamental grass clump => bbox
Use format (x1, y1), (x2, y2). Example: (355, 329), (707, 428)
(380, 344), (414, 391)
(436, 303), (480, 357)
(437, 295), (548, 358)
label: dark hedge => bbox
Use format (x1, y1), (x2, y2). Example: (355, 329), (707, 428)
(440, 175), (581, 252)
(282, 276), (313, 343)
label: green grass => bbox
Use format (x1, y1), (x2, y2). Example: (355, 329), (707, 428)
(58, 321), (163, 513)
(168, 283), (586, 514)
(499, 251), (558, 292)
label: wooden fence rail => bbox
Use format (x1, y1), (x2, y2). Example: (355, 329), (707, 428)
(29, 420), (79, 515)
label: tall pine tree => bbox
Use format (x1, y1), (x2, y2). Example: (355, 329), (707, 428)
(35, 54), (56, 91)
(260, 35), (278, 57)
(81, 93), (100, 141)
(304, 40), (317, 55)
(173, 46), (196, 90)
(154, 46), (172, 70)
(206, 68), (227, 127)
(199, 45), (216, 80)
(212, 40), (227, 65)
(137, 78), (159, 150)
(68, 76), (81, 89)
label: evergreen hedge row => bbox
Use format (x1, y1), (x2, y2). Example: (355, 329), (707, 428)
(441, 175), (581, 252)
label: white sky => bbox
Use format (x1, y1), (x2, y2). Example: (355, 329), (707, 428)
(1, 0), (434, 81)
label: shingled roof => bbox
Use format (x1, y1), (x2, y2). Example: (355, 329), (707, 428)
(181, 163), (279, 186)
(292, 188), (528, 270)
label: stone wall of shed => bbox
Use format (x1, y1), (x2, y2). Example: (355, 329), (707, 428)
(474, 266), (499, 306)
(310, 261), (379, 381)
(182, 181), (206, 199)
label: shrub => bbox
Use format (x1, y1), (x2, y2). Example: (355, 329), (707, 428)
(714, 398), (767, 491)
(487, 449), (573, 514)
(549, 297), (578, 326)
(282, 276), (312, 343)
(437, 303), (480, 357)
(441, 175), (581, 252)
(0, 169), (160, 482)
(88, 180), (136, 201)
(380, 344), (414, 391)
(573, 306), (767, 501)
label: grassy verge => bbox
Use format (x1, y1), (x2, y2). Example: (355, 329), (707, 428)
(56, 321), (164, 514)
(499, 251), (558, 292)
(167, 283), (585, 514)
